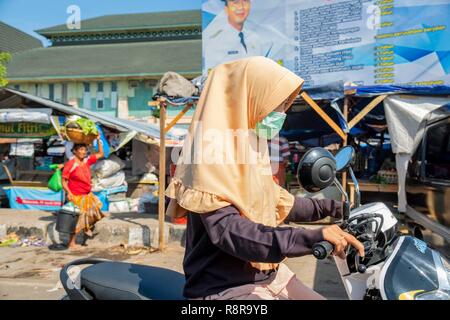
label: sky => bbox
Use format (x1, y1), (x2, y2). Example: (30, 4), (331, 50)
(0, 0), (201, 46)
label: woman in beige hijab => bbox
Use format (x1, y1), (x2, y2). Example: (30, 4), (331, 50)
(166, 56), (364, 300)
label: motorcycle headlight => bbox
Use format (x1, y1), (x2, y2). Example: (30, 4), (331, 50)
(415, 289), (450, 300)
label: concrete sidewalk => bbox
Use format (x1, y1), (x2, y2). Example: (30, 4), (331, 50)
(0, 209), (186, 248)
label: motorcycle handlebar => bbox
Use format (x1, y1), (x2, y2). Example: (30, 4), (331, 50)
(312, 241), (334, 260)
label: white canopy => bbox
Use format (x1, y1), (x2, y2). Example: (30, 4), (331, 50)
(384, 95), (450, 212)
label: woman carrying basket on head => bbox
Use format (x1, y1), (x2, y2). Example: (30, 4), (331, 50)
(61, 135), (105, 250)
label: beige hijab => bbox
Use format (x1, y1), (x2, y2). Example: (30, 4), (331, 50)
(166, 56), (304, 270)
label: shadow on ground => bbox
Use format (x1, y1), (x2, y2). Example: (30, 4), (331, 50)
(312, 258), (347, 300)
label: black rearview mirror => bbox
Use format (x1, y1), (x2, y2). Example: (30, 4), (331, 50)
(297, 147), (336, 193)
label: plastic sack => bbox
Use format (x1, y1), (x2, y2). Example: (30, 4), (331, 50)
(157, 71), (198, 98)
(108, 198), (139, 213)
(138, 187), (159, 213)
(107, 192), (127, 202)
(128, 198), (140, 212)
(92, 154), (125, 179)
(108, 199), (131, 213)
(48, 168), (63, 192)
(140, 172), (158, 182)
(93, 190), (110, 212)
(103, 184), (128, 195)
(92, 171), (126, 192)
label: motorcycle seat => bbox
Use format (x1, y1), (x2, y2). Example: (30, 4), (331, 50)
(80, 261), (185, 300)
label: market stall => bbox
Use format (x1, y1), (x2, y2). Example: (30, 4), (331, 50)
(0, 88), (186, 216)
(343, 85), (450, 213)
(277, 83), (450, 221)
(0, 108), (65, 210)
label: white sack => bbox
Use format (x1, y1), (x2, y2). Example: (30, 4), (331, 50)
(92, 171), (125, 192)
(92, 154), (125, 179)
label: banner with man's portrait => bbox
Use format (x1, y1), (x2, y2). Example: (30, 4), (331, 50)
(202, 0), (450, 88)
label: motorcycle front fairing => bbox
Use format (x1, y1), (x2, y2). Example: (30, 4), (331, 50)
(379, 236), (450, 300)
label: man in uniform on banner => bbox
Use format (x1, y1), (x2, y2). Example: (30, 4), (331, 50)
(203, 0), (274, 72)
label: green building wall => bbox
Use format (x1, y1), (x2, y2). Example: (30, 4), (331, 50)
(10, 80), (195, 120)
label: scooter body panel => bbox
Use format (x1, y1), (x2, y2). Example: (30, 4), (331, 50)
(379, 236), (447, 300)
(349, 202), (397, 233)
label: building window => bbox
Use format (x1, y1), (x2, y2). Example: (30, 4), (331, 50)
(111, 81), (118, 109)
(62, 83), (68, 104)
(49, 84), (55, 100)
(35, 83), (42, 97)
(129, 80), (139, 89)
(97, 82), (104, 109)
(147, 80), (158, 87)
(83, 82), (91, 109)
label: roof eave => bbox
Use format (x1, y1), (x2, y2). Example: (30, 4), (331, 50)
(2, 88), (159, 143)
(7, 71), (202, 83)
(36, 23), (201, 37)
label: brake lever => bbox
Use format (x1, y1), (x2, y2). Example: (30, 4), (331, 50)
(354, 253), (367, 273)
(353, 240), (373, 273)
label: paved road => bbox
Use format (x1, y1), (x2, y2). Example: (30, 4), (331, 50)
(0, 241), (347, 300)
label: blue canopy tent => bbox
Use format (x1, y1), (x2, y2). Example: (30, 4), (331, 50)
(341, 85), (450, 216)
(281, 81), (348, 146)
(285, 83), (450, 217)
(345, 84), (450, 97)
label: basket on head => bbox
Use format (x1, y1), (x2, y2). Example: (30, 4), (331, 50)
(65, 128), (97, 145)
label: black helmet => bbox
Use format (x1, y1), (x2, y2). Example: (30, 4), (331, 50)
(297, 147), (336, 193)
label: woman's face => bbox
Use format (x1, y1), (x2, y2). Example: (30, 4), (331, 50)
(74, 146), (87, 159)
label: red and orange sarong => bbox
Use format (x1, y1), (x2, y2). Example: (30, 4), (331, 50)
(72, 193), (105, 235)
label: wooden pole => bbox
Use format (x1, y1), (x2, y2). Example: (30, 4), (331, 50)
(347, 94), (387, 129)
(300, 92), (347, 141)
(164, 102), (193, 134)
(158, 101), (167, 251)
(342, 97), (349, 201)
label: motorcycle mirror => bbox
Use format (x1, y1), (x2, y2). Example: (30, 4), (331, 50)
(297, 147), (336, 193)
(335, 145), (355, 172)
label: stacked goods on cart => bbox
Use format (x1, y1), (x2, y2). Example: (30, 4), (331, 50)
(91, 154), (130, 212)
(62, 116), (98, 145)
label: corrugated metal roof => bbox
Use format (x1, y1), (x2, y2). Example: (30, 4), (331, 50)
(0, 21), (43, 53)
(0, 88), (184, 144)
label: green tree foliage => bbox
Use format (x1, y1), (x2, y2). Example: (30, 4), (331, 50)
(0, 52), (12, 87)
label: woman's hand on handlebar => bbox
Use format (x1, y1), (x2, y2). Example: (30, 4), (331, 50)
(322, 225), (365, 259)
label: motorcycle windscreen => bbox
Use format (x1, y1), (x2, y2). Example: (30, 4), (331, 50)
(380, 236), (439, 300)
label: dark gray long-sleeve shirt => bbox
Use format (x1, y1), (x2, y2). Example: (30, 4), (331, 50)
(183, 197), (343, 298)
